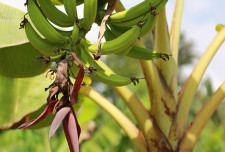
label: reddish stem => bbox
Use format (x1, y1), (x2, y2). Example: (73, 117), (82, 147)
(69, 50), (85, 105)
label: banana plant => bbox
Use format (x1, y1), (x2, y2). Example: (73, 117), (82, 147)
(0, 0), (225, 152)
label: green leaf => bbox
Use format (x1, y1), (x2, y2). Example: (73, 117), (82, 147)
(0, 42), (49, 77)
(0, 2), (28, 48)
(0, 3), (49, 77)
(0, 73), (53, 128)
(0, 128), (51, 152)
(80, 120), (121, 152)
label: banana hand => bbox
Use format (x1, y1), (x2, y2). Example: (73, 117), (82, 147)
(110, 0), (160, 22)
(80, 24), (141, 55)
(24, 21), (64, 56)
(27, 0), (69, 43)
(80, 46), (138, 86)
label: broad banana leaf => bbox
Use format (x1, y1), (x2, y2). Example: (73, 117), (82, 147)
(0, 3), (49, 78)
(0, 73), (53, 129)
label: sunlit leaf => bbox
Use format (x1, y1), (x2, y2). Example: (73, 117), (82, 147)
(0, 42), (49, 77)
(0, 73), (53, 129)
(0, 3), (49, 77)
(0, 2), (27, 48)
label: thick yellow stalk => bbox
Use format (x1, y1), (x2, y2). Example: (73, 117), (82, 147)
(138, 60), (176, 136)
(97, 59), (172, 151)
(169, 0), (184, 102)
(112, 1), (173, 151)
(154, 8), (173, 88)
(170, 0), (184, 65)
(80, 86), (148, 152)
(179, 81), (225, 152)
(147, 7), (177, 136)
(169, 24), (225, 149)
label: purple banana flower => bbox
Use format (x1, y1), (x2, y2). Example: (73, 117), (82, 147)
(18, 100), (81, 152)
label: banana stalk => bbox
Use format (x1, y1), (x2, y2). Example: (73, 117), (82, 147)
(179, 81), (225, 151)
(168, 21), (225, 149)
(169, 0), (185, 102)
(154, 8), (172, 83)
(79, 86), (148, 152)
(97, 58), (172, 151)
(138, 58), (176, 136)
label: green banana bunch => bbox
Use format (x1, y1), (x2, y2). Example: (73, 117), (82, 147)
(109, 0), (160, 22)
(38, 0), (74, 27)
(21, 0), (170, 89)
(27, 0), (69, 43)
(80, 24), (141, 55)
(81, 0), (98, 31)
(24, 21), (64, 56)
(79, 46), (138, 86)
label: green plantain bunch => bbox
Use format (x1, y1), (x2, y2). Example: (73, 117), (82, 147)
(22, 0), (168, 86)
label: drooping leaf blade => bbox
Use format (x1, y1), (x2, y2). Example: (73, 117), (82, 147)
(0, 73), (53, 129)
(0, 42), (49, 77)
(0, 2), (28, 48)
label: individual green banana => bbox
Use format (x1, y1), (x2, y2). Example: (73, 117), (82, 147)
(38, 0), (74, 27)
(109, 0), (160, 22)
(54, 28), (72, 37)
(80, 46), (137, 86)
(71, 23), (79, 45)
(104, 26), (116, 41)
(27, 0), (69, 43)
(140, 0), (168, 37)
(111, 12), (151, 27)
(126, 45), (169, 61)
(81, 0), (98, 31)
(76, 0), (84, 5)
(116, 44), (134, 56)
(155, 0), (168, 13)
(107, 23), (131, 37)
(80, 24), (141, 55)
(139, 14), (157, 37)
(63, 0), (77, 20)
(104, 26), (133, 56)
(24, 21), (63, 56)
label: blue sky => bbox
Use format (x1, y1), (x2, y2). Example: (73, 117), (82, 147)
(1, 0), (225, 90)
